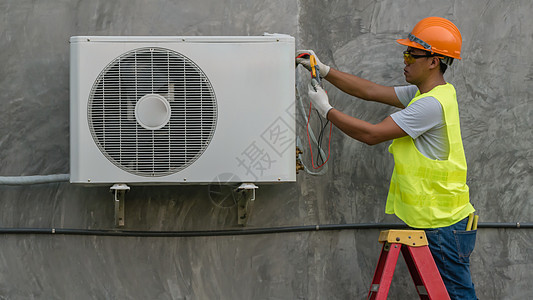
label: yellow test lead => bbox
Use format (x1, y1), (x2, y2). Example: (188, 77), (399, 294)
(466, 213), (474, 231)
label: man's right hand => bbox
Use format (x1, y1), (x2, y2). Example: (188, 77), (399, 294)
(296, 50), (330, 78)
(308, 82), (333, 119)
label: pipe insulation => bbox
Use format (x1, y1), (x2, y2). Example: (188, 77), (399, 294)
(0, 222), (531, 237)
(0, 174), (70, 185)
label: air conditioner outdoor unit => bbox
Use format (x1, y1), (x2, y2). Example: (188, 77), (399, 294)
(70, 35), (296, 185)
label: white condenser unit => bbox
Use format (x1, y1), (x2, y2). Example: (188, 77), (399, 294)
(70, 35), (296, 185)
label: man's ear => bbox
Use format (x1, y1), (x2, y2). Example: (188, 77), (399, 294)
(428, 56), (441, 70)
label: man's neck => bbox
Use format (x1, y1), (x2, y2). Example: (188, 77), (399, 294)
(417, 74), (446, 94)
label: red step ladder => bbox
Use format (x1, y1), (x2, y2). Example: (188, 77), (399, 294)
(367, 230), (450, 300)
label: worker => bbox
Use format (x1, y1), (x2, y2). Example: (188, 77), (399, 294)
(296, 17), (477, 299)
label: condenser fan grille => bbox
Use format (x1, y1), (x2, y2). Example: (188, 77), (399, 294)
(88, 47), (217, 177)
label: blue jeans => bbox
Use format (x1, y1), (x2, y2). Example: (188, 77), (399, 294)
(422, 218), (478, 300)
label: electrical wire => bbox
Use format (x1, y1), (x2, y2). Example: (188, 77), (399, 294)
(306, 103), (332, 169)
(296, 69), (333, 171)
(316, 117), (330, 165)
(0, 222), (531, 238)
(315, 110), (324, 165)
(295, 85), (328, 175)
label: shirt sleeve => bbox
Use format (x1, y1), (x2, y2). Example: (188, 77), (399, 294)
(390, 97), (443, 139)
(394, 85), (419, 107)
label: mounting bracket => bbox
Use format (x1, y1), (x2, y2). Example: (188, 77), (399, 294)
(237, 183), (258, 226)
(110, 183), (130, 227)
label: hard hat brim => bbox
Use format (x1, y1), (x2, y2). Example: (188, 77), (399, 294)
(396, 38), (429, 52)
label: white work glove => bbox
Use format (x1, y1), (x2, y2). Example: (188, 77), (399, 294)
(296, 49), (331, 78)
(308, 81), (333, 119)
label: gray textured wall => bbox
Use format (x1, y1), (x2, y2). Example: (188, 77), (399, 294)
(0, 0), (532, 299)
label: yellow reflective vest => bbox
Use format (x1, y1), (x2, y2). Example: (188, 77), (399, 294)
(386, 83), (474, 228)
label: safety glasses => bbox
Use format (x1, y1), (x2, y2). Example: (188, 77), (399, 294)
(403, 50), (437, 64)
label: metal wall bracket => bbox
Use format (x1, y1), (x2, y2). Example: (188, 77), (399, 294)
(237, 183), (258, 226)
(110, 184), (130, 227)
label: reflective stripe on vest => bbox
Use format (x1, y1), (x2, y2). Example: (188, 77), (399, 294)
(386, 83), (474, 228)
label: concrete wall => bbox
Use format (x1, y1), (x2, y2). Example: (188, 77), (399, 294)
(0, 0), (531, 299)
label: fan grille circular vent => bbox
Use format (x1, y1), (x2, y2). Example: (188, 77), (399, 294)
(88, 47), (217, 177)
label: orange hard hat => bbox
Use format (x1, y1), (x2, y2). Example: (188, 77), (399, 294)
(397, 17), (462, 60)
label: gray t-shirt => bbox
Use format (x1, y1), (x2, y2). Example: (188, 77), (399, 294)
(390, 85), (449, 160)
